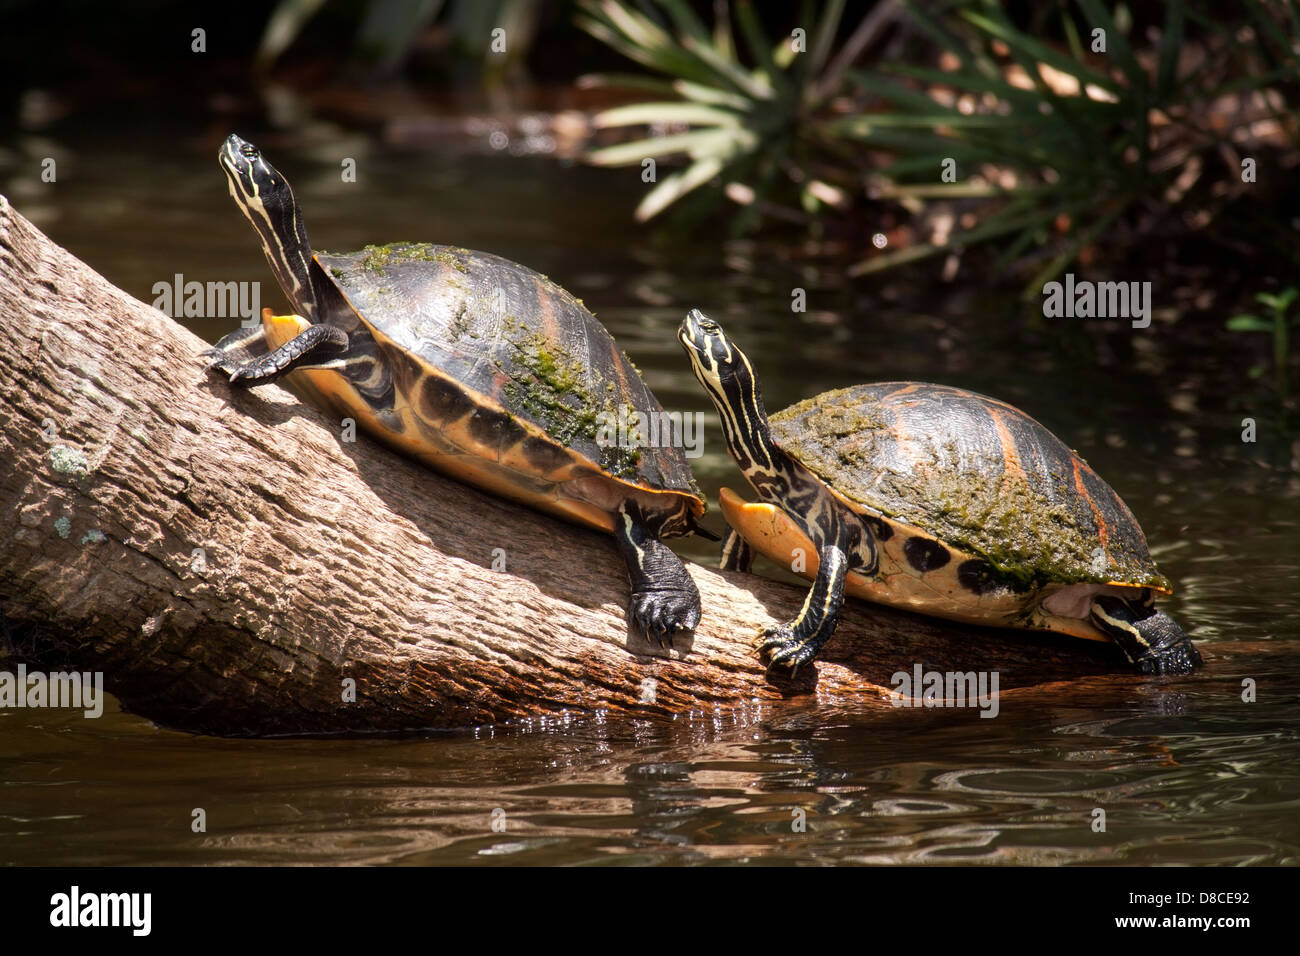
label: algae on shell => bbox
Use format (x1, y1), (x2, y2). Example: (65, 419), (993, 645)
(770, 387), (1165, 591)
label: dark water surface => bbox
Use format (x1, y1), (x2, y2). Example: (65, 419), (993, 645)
(2, 130), (1297, 865)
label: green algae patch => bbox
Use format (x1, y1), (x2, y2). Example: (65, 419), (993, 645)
(359, 242), (470, 277)
(54, 516), (71, 539)
(877, 461), (1111, 591)
(498, 324), (641, 480)
(769, 388), (1165, 592)
(49, 444), (88, 479)
(773, 389), (891, 441)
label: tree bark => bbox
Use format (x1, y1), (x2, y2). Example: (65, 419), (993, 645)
(0, 195), (1122, 736)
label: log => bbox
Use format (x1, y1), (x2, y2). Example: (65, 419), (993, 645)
(0, 195), (1123, 736)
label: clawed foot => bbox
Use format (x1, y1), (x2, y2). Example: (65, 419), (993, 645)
(202, 326), (269, 378)
(204, 347), (264, 384)
(754, 624), (818, 675)
(202, 322), (347, 386)
(203, 351), (245, 378)
(203, 345), (244, 376)
(630, 588), (700, 649)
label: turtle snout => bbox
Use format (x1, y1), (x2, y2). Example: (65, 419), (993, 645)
(221, 133), (259, 163)
(685, 309), (721, 335)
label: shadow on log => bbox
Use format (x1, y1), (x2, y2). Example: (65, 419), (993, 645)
(0, 196), (1129, 736)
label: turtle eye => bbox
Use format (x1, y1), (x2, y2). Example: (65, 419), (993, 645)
(240, 143), (259, 159)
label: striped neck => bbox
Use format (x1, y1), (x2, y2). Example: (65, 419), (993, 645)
(219, 136), (319, 320)
(718, 356), (776, 479)
(679, 312), (849, 552)
(683, 325), (800, 503)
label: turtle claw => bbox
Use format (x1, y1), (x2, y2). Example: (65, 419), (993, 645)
(756, 625), (816, 674)
(202, 347), (238, 375)
(629, 589), (699, 649)
(203, 325), (270, 377)
(615, 503), (702, 652)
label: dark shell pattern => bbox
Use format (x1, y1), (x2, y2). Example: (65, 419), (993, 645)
(315, 242), (699, 498)
(769, 383), (1169, 591)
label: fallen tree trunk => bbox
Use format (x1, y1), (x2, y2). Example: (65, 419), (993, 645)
(0, 195), (1122, 736)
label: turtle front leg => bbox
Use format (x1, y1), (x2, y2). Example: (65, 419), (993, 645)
(210, 323), (349, 387)
(758, 542), (848, 674)
(203, 324), (272, 375)
(1090, 595), (1203, 675)
(614, 500), (701, 648)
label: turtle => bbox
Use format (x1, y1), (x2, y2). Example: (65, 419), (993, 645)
(203, 133), (712, 644)
(677, 309), (1203, 675)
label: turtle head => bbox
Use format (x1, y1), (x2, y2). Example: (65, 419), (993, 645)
(219, 134), (318, 319)
(219, 134), (292, 215)
(677, 308), (762, 413)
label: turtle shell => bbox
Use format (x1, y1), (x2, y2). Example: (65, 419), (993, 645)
(313, 242), (700, 504)
(768, 382), (1168, 592)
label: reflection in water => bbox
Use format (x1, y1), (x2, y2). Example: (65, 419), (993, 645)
(4, 678), (1296, 865)
(1, 127), (1297, 866)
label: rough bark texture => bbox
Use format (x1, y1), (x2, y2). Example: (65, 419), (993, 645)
(0, 196), (1124, 736)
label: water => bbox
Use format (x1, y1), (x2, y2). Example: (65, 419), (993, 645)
(2, 127), (1297, 865)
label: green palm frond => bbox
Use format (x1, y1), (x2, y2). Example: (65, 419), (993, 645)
(579, 0), (1300, 279)
(841, 0), (1300, 283)
(577, 0), (857, 231)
